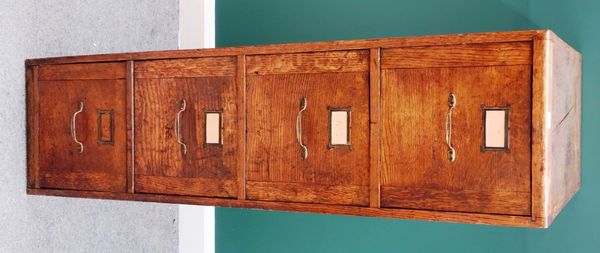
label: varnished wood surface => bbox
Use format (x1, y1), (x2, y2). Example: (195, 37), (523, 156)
(246, 181), (369, 206)
(126, 61), (135, 193)
(38, 62), (126, 80)
(246, 51), (370, 206)
(40, 171), (124, 192)
(26, 65), (40, 188)
(369, 48), (381, 208)
(134, 57), (239, 198)
(135, 57), (235, 78)
(37, 63), (127, 192)
(381, 64), (532, 215)
(28, 188), (547, 228)
(381, 42), (532, 69)
(246, 50), (369, 75)
(381, 186), (530, 215)
(136, 175), (237, 198)
(235, 55), (247, 200)
(26, 30), (549, 66)
(26, 30), (582, 228)
(531, 38), (549, 221)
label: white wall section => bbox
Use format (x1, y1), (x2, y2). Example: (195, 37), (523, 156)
(0, 1), (179, 252)
(180, 0), (215, 49)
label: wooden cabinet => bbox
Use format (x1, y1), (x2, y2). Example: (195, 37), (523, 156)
(245, 51), (371, 206)
(26, 30), (581, 228)
(133, 57), (239, 198)
(380, 43), (533, 215)
(31, 62), (127, 192)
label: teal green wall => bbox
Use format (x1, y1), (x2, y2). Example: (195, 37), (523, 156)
(217, 0), (530, 46)
(216, 1), (599, 252)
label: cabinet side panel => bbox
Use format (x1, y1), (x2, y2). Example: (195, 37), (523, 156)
(546, 33), (582, 225)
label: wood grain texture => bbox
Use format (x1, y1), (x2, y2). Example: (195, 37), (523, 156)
(381, 186), (530, 215)
(26, 65), (40, 188)
(246, 51), (370, 206)
(136, 176), (236, 198)
(135, 57), (235, 78)
(134, 57), (238, 198)
(381, 42), (532, 69)
(246, 50), (369, 75)
(531, 37), (550, 222)
(369, 48), (381, 208)
(38, 62), (126, 80)
(39, 171), (124, 192)
(381, 64), (532, 215)
(37, 65), (127, 192)
(28, 188), (546, 228)
(236, 55), (247, 200)
(26, 30), (549, 66)
(246, 181), (369, 206)
(126, 61), (135, 193)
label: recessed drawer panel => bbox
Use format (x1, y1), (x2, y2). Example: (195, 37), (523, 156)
(37, 62), (127, 192)
(381, 43), (532, 215)
(246, 50), (371, 206)
(134, 57), (239, 198)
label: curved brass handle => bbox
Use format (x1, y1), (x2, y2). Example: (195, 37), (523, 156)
(296, 97), (308, 159)
(446, 94), (456, 161)
(175, 99), (187, 154)
(70, 101), (84, 153)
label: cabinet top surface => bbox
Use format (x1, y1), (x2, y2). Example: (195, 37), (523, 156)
(26, 30), (570, 66)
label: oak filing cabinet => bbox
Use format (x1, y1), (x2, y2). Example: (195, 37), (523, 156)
(26, 30), (581, 227)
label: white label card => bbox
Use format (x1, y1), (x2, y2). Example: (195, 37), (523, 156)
(485, 110), (506, 148)
(330, 111), (349, 145)
(205, 112), (221, 144)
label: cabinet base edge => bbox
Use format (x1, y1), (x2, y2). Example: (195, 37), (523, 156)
(27, 188), (547, 228)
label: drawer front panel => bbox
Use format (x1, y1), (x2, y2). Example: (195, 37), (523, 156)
(246, 50), (371, 206)
(37, 62), (127, 192)
(381, 43), (532, 215)
(134, 57), (238, 198)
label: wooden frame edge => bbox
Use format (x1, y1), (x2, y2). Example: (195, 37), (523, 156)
(126, 61), (135, 193)
(369, 48), (381, 208)
(531, 34), (551, 222)
(26, 65), (40, 189)
(25, 30), (550, 66)
(236, 55), (247, 200)
(27, 188), (547, 228)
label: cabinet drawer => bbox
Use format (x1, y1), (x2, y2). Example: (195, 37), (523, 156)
(246, 50), (371, 206)
(381, 42), (532, 215)
(134, 57), (239, 198)
(36, 62), (127, 192)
